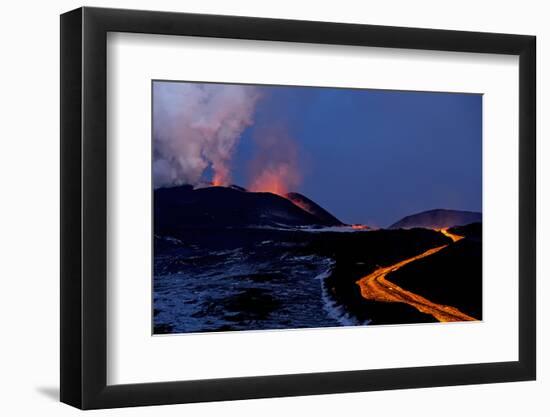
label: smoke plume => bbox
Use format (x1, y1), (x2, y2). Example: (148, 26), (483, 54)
(248, 126), (302, 196)
(153, 82), (260, 188)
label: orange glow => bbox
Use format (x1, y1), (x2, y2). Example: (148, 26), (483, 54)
(438, 228), (463, 243)
(247, 128), (301, 197)
(356, 228), (474, 323)
(212, 170), (230, 187)
(351, 224), (370, 230)
(249, 164), (298, 196)
(211, 176), (224, 187)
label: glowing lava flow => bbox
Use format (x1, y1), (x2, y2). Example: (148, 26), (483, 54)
(438, 228), (463, 243)
(355, 229), (476, 322)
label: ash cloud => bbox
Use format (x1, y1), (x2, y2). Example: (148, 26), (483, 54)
(153, 82), (260, 188)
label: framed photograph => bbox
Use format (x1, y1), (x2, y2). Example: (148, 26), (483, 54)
(60, 6), (536, 409)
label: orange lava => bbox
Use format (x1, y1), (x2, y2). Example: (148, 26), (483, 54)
(438, 228), (463, 243)
(356, 229), (476, 322)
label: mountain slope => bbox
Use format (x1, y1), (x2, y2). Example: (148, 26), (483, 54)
(389, 209), (482, 230)
(154, 185), (341, 234)
(285, 192), (344, 226)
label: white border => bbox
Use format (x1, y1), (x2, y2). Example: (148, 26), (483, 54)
(107, 33), (519, 385)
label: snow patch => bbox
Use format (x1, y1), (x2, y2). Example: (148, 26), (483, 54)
(315, 263), (371, 326)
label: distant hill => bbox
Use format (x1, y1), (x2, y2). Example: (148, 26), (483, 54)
(389, 209), (482, 230)
(154, 185), (343, 234)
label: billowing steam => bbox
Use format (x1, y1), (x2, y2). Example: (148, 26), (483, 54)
(248, 126), (302, 196)
(153, 82), (303, 195)
(153, 82), (260, 188)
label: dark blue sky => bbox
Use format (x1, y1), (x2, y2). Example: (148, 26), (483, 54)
(229, 85), (482, 228)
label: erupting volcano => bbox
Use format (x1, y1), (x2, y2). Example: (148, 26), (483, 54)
(154, 184), (348, 232)
(152, 79), (482, 335)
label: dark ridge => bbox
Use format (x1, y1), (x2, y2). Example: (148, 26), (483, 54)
(229, 184), (247, 192)
(154, 185), (342, 236)
(449, 222), (482, 240)
(285, 192), (345, 226)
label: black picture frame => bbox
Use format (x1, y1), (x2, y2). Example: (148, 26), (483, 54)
(60, 6), (536, 410)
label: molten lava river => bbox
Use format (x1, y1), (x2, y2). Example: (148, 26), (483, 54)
(356, 228), (476, 322)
